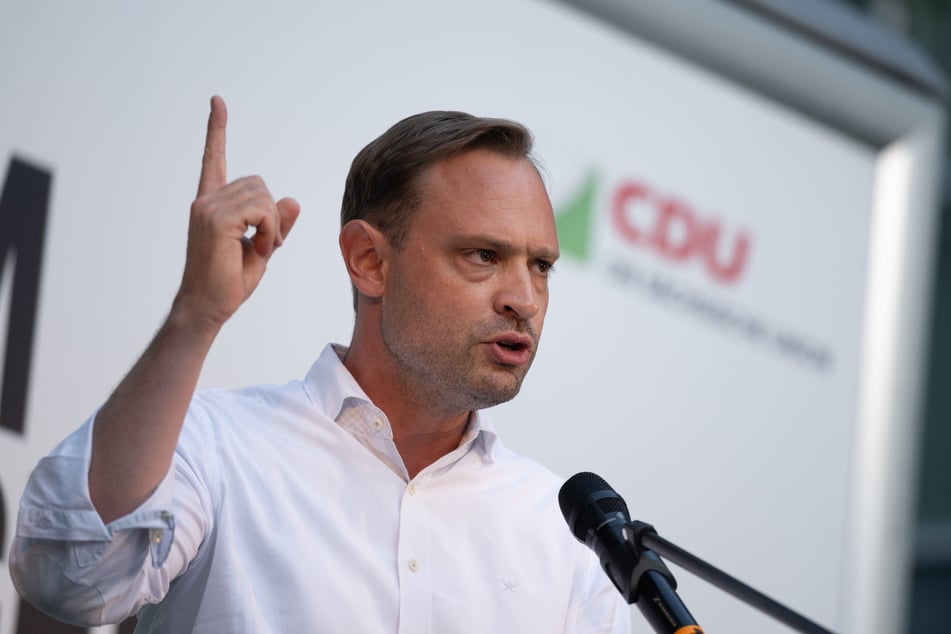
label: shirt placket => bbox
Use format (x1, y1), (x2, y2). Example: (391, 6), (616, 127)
(396, 471), (432, 634)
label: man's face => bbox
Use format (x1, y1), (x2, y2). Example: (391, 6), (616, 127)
(379, 148), (559, 415)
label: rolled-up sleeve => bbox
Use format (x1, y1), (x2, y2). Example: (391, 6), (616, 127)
(9, 413), (211, 626)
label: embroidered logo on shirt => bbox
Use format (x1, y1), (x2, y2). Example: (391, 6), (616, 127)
(502, 578), (519, 592)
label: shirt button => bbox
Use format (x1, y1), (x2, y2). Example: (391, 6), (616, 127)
(150, 529), (163, 544)
(408, 483), (417, 495)
(408, 559), (420, 573)
(373, 417), (384, 430)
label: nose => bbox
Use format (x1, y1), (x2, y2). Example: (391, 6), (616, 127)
(494, 267), (540, 320)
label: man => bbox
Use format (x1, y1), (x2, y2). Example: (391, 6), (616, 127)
(10, 97), (630, 632)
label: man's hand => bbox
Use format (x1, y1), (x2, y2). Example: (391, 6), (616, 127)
(173, 95), (300, 332)
(89, 97), (300, 523)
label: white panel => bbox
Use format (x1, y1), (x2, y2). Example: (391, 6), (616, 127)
(0, 1), (943, 632)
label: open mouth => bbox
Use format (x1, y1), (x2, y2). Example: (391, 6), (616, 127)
(486, 334), (533, 365)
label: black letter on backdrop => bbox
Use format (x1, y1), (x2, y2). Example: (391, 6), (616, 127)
(0, 158), (89, 633)
(0, 157), (52, 435)
(0, 156), (51, 564)
(0, 157), (137, 634)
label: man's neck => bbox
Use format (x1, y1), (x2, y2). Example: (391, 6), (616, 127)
(389, 410), (472, 479)
(341, 337), (472, 479)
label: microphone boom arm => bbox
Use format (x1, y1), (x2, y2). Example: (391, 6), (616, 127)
(627, 521), (835, 634)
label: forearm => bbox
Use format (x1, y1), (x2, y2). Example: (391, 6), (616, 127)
(88, 305), (219, 523)
(89, 95), (298, 523)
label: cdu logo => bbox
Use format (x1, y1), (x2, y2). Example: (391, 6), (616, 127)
(556, 170), (752, 285)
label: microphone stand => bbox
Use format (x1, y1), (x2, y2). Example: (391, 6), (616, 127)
(625, 520), (836, 634)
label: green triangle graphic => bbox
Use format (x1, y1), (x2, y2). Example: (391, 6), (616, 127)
(555, 169), (598, 261)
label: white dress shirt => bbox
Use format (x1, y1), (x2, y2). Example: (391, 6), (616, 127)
(11, 344), (631, 633)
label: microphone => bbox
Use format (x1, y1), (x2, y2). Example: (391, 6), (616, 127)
(559, 471), (703, 634)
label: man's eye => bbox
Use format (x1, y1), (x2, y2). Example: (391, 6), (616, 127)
(470, 249), (495, 263)
(535, 260), (555, 275)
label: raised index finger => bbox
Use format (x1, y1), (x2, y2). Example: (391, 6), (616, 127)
(197, 95), (228, 196)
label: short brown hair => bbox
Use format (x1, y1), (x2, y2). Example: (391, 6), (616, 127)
(341, 110), (536, 249)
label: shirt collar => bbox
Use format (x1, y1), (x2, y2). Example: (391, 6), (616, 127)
(468, 409), (500, 464)
(302, 344), (372, 422)
(302, 343), (500, 464)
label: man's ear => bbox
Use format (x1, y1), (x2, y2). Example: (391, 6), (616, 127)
(339, 220), (388, 300)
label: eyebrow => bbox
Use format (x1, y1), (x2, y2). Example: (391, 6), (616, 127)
(456, 235), (560, 262)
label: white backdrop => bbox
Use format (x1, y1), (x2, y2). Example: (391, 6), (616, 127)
(0, 1), (933, 632)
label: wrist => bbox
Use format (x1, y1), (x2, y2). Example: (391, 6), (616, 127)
(165, 299), (225, 348)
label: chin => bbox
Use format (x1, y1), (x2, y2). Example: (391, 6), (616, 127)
(468, 381), (524, 410)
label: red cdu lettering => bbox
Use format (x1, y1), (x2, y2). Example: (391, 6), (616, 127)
(611, 182), (653, 244)
(651, 197), (697, 262)
(611, 179), (751, 285)
(700, 220), (750, 284)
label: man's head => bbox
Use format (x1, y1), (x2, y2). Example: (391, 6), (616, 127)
(339, 111), (558, 414)
(341, 110), (537, 253)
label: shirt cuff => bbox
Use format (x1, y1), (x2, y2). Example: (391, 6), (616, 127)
(16, 419), (179, 568)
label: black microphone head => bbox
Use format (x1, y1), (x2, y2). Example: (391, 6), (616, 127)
(558, 471), (631, 542)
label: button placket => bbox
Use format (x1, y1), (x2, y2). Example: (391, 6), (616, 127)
(396, 471), (431, 633)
